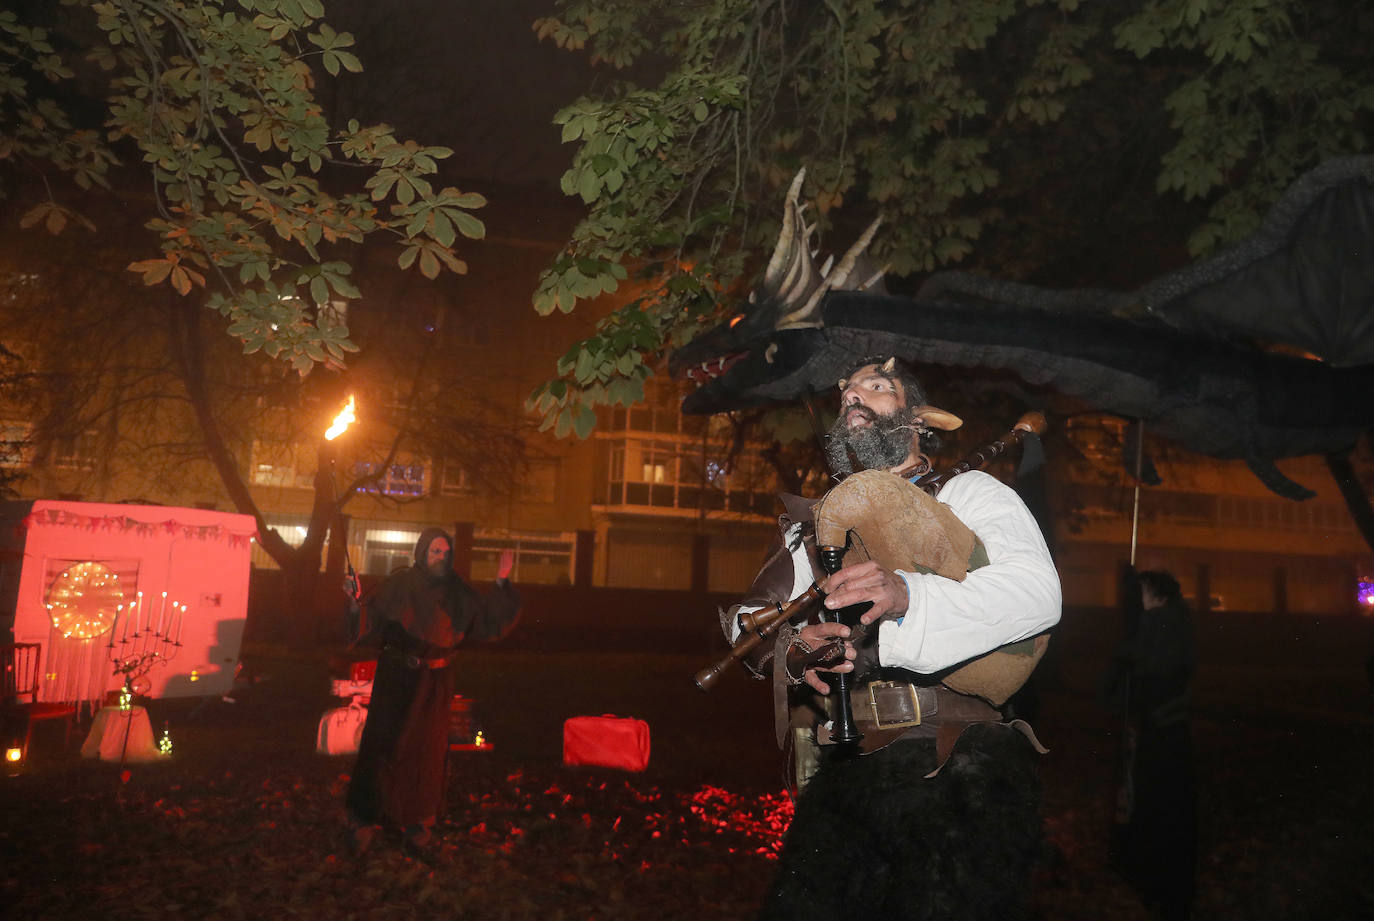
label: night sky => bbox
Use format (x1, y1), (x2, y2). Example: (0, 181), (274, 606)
(325, 0), (601, 187)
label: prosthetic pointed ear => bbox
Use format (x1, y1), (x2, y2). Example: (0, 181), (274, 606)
(837, 378), (848, 390)
(880, 357), (896, 373)
(910, 405), (962, 431)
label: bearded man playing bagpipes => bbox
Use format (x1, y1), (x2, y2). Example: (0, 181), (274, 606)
(718, 355), (1062, 921)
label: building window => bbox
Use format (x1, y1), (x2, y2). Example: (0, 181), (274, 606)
(638, 444), (673, 484)
(343, 523), (578, 582)
(250, 441), (315, 489)
(358, 525), (423, 575)
(252, 461), (302, 488)
(439, 458), (469, 496)
(601, 437), (775, 516)
(606, 377), (707, 437)
(51, 430), (99, 470)
(473, 529), (576, 585)
(596, 378), (776, 517)
(353, 461), (428, 498)
(1215, 494), (1353, 533)
(522, 459), (559, 504)
(0, 421), (30, 468)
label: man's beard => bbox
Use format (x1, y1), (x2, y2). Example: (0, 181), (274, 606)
(426, 559), (450, 579)
(825, 406), (915, 476)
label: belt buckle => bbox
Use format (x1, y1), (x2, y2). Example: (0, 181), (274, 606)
(866, 680), (923, 729)
(404, 654), (421, 669)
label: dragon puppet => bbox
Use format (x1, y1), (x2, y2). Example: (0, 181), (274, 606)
(669, 157), (1374, 504)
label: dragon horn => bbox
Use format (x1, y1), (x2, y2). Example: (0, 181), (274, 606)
(857, 264), (889, 291)
(776, 218), (818, 306)
(776, 215), (883, 329)
(763, 168), (811, 291)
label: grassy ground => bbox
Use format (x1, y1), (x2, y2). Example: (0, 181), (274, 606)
(3, 618), (1373, 920)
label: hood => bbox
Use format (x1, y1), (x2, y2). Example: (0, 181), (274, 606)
(413, 527), (454, 570)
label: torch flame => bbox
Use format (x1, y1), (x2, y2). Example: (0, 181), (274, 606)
(325, 395), (356, 441)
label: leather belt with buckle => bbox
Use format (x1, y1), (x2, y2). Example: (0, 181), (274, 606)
(817, 681), (1004, 749)
(862, 680), (940, 729)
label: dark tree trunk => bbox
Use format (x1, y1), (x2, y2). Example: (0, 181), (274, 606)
(166, 294), (342, 646)
(280, 554), (324, 646)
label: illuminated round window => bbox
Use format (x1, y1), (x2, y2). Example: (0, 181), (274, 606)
(46, 562), (124, 639)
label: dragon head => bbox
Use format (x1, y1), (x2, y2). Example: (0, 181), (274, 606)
(668, 168), (885, 413)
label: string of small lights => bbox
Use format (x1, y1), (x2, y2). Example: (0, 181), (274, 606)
(45, 561), (123, 639)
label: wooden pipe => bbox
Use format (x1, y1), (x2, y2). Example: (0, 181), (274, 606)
(693, 583), (826, 691)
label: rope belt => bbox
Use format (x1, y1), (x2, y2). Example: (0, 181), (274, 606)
(382, 647), (451, 670)
(404, 655), (451, 670)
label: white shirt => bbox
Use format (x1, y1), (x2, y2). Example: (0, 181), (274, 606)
(731, 470), (1061, 675)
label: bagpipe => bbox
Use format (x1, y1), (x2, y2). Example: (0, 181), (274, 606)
(693, 412), (1050, 745)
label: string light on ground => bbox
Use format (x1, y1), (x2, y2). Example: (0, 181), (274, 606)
(159, 724), (173, 755)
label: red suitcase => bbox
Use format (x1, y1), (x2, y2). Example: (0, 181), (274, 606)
(562, 714), (650, 771)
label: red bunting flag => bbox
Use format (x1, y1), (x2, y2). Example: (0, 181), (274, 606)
(18, 509), (256, 547)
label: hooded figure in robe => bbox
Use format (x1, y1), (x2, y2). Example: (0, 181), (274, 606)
(346, 528), (520, 855)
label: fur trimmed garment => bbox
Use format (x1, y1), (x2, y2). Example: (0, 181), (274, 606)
(760, 723), (1043, 921)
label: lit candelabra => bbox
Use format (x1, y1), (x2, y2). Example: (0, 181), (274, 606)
(105, 590), (186, 701)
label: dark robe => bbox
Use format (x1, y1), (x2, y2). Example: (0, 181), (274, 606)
(346, 529), (520, 829)
(1105, 569), (1197, 920)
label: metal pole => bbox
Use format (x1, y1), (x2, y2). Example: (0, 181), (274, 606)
(1129, 419), (1144, 567)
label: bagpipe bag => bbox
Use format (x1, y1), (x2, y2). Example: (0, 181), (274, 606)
(811, 469), (1047, 706)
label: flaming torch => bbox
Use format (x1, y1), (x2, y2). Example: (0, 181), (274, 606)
(322, 395), (362, 620)
(325, 395), (356, 441)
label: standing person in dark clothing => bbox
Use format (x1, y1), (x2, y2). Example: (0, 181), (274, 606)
(346, 528), (520, 857)
(1105, 568), (1197, 920)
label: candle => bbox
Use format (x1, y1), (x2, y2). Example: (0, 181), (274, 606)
(135, 592), (144, 633)
(158, 591), (168, 636)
